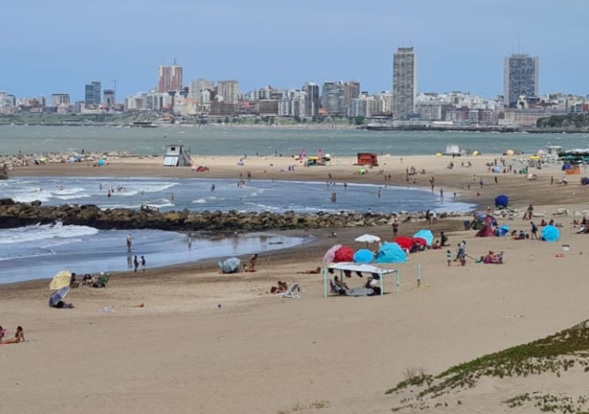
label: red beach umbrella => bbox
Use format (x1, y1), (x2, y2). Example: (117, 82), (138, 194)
(393, 236), (413, 251)
(333, 246), (354, 263)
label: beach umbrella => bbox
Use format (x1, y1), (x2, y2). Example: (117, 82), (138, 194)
(49, 287), (70, 307)
(413, 230), (434, 246)
(354, 234), (380, 244)
(333, 246), (354, 263)
(495, 194), (509, 208)
(505, 149), (514, 156)
(541, 225), (560, 242)
(353, 249), (374, 264)
(322, 244), (343, 265)
(49, 270), (72, 290)
(393, 235), (413, 251)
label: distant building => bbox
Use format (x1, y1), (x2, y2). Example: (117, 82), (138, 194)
(190, 78), (214, 103)
(343, 81), (360, 116)
(392, 47), (417, 120)
(504, 54), (539, 107)
(321, 81), (345, 116)
(158, 62), (183, 93)
(217, 80), (239, 104)
(103, 89), (116, 108)
(302, 82), (320, 118)
(52, 93), (71, 107)
(84, 81), (101, 106)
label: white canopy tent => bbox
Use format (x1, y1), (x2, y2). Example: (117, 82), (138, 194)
(322, 262), (399, 298)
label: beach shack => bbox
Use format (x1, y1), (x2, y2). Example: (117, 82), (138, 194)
(444, 144), (462, 156)
(163, 144), (192, 167)
(356, 153), (378, 167)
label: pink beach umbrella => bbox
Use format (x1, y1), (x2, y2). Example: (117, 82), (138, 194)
(322, 244), (343, 265)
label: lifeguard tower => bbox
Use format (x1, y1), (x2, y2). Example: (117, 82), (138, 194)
(163, 144), (192, 167)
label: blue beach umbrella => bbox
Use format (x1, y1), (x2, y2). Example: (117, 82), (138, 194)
(541, 225), (560, 242)
(413, 229), (434, 246)
(353, 249), (374, 263)
(49, 287), (70, 307)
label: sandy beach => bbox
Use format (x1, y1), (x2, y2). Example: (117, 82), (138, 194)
(2, 153), (589, 413)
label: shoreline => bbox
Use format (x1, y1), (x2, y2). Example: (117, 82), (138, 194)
(3, 152), (589, 413)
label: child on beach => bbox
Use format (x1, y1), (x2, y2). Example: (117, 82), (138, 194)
(446, 250), (452, 266)
(0, 326), (24, 344)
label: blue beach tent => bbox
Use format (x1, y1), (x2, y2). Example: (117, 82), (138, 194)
(496, 225), (510, 237)
(541, 225), (560, 242)
(375, 242), (407, 264)
(353, 249), (374, 263)
(413, 230), (434, 246)
(495, 194), (509, 209)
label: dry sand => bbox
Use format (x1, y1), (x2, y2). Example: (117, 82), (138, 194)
(2, 154), (589, 413)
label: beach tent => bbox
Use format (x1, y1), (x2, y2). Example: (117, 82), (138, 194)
(495, 194), (509, 209)
(322, 262), (398, 297)
(333, 246), (354, 263)
(582, 177), (589, 186)
(393, 235), (413, 251)
(375, 242), (407, 264)
(97, 159), (106, 167)
(413, 230), (434, 246)
(541, 225), (560, 242)
(218, 257), (241, 273)
(496, 225), (510, 237)
(353, 249), (374, 263)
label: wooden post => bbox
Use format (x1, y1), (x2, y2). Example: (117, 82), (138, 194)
(417, 262), (422, 288)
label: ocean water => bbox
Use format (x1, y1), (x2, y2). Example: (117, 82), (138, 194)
(1, 125), (589, 157)
(0, 222), (307, 284)
(1, 177), (474, 214)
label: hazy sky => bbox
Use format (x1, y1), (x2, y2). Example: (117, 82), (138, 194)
(2, 0), (587, 100)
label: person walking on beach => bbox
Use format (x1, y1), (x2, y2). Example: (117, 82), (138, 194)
(133, 255), (139, 273)
(392, 220), (399, 237)
(446, 250), (452, 267)
(141, 256), (146, 271)
(126, 234), (133, 252)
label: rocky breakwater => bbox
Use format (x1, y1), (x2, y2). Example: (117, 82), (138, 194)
(0, 199), (462, 232)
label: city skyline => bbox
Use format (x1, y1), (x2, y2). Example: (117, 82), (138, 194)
(1, 0), (588, 100)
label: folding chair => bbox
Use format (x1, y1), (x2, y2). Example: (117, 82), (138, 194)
(280, 283), (301, 299)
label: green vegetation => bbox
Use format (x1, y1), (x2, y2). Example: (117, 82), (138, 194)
(537, 113), (589, 130)
(387, 320), (589, 412)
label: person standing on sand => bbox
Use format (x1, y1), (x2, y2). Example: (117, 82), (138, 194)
(392, 221), (399, 237)
(141, 255), (146, 271)
(440, 231), (448, 247)
(530, 222), (538, 240)
(446, 250), (452, 266)
(133, 255), (139, 273)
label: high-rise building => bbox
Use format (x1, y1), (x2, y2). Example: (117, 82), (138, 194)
(158, 62), (183, 93)
(321, 81), (345, 116)
(84, 81), (101, 106)
(52, 93), (71, 107)
(392, 47), (417, 120)
(217, 80), (239, 104)
(103, 90), (116, 107)
(343, 81), (360, 115)
(503, 53), (539, 107)
(302, 83), (320, 118)
(190, 78), (214, 102)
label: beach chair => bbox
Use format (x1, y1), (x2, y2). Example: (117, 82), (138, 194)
(280, 283), (301, 299)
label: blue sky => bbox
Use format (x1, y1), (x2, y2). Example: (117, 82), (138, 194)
(1, 0), (587, 100)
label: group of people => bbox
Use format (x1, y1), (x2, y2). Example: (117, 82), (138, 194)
(0, 326), (25, 345)
(126, 234), (146, 273)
